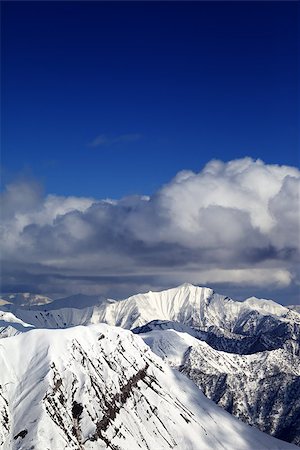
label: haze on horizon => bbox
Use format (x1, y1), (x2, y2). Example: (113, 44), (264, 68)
(1, 2), (299, 305)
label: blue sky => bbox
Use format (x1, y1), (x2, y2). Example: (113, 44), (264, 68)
(2, 1), (299, 199)
(1, 2), (299, 302)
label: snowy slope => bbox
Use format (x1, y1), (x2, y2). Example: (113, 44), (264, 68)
(0, 324), (297, 450)
(86, 284), (300, 357)
(31, 293), (109, 311)
(7, 305), (96, 329)
(0, 298), (113, 335)
(92, 283), (299, 333)
(140, 328), (300, 445)
(0, 310), (35, 338)
(92, 284), (216, 329)
(2, 284), (298, 346)
(289, 306), (300, 315)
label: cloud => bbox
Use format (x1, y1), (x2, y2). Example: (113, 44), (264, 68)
(195, 268), (292, 288)
(88, 133), (142, 148)
(1, 158), (299, 303)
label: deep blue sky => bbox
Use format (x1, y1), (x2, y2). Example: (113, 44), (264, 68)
(2, 1), (299, 198)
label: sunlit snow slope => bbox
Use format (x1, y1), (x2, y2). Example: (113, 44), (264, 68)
(0, 324), (297, 450)
(92, 283), (299, 339)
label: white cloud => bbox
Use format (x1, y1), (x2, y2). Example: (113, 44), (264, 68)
(196, 268), (292, 287)
(1, 158), (299, 302)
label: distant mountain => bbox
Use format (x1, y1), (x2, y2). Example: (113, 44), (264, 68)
(0, 293), (52, 307)
(93, 283), (299, 335)
(0, 294), (112, 334)
(31, 293), (108, 311)
(0, 324), (296, 450)
(289, 305), (300, 314)
(93, 283), (300, 355)
(2, 284), (298, 343)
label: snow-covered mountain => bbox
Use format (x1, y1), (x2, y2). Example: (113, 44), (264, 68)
(0, 297), (112, 336)
(0, 324), (297, 450)
(289, 305), (300, 314)
(0, 292), (53, 307)
(87, 284), (300, 359)
(0, 310), (35, 338)
(2, 284), (298, 346)
(1, 283), (299, 447)
(140, 328), (300, 445)
(92, 284), (300, 351)
(31, 293), (108, 311)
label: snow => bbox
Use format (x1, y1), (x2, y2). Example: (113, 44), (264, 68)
(141, 328), (300, 377)
(139, 328), (300, 442)
(91, 283), (298, 333)
(1, 283), (299, 448)
(0, 324), (297, 450)
(1, 283), (297, 338)
(0, 310), (35, 338)
(31, 293), (110, 311)
(0, 293), (53, 307)
(243, 296), (289, 317)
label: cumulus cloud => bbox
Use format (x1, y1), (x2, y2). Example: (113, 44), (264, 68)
(1, 158), (299, 303)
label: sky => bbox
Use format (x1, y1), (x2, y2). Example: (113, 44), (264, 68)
(1, 2), (299, 304)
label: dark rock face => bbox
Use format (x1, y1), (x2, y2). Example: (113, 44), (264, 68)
(72, 401), (83, 420)
(13, 430), (27, 440)
(36, 331), (194, 449)
(134, 317), (300, 446)
(181, 356), (300, 446)
(133, 318), (300, 356)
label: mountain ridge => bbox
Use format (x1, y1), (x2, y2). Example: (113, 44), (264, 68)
(1, 283), (299, 446)
(0, 323), (297, 450)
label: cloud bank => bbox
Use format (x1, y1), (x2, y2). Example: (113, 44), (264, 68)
(1, 158), (299, 304)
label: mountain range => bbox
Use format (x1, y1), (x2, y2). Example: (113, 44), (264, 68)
(1, 283), (299, 449)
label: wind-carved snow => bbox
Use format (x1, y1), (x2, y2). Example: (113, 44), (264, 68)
(0, 324), (297, 450)
(0, 310), (35, 338)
